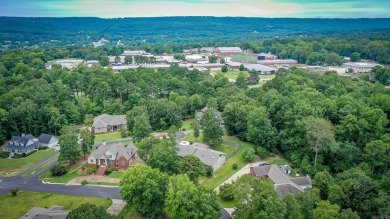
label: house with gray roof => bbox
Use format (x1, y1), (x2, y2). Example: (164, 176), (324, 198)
(92, 114), (127, 134)
(87, 142), (138, 169)
(176, 141), (226, 171)
(250, 164), (312, 198)
(21, 206), (69, 219)
(195, 106), (223, 125)
(3, 133), (58, 155)
(244, 64), (276, 74)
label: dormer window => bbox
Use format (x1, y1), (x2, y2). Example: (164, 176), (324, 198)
(108, 155), (112, 158)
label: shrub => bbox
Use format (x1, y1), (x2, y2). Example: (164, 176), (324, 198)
(256, 147), (268, 159)
(81, 180), (88, 185)
(232, 163), (238, 170)
(104, 167), (118, 175)
(242, 147), (256, 161)
(182, 128), (187, 131)
(0, 151), (10, 158)
(120, 129), (129, 138)
(219, 183), (235, 201)
(206, 166), (213, 177)
(21, 153), (26, 157)
(81, 163), (88, 171)
(38, 146), (49, 150)
(11, 188), (19, 196)
(221, 66), (228, 73)
(86, 167), (97, 175)
(50, 163), (68, 176)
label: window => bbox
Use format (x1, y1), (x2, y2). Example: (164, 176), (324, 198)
(116, 160), (118, 164)
(108, 155), (112, 158)
(90, 159), (93, 163)
(121, 160), (125, 165)
(109, 160), (113, 164)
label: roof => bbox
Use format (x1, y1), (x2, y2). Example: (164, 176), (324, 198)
(92, 114), (127, 129)
(244, 64), (276, 72)
(274, 184), (302, 198)
(343, 62), (380, 68)
(257, 59), (298, 64)
(122, 50), (146, 56)
(21, 206), (69, 219)
(258, 53), (277, 58)
(196, 106), (223, 123)
(216, 47), (243, 52)
(38, 134), (55, 144)
(226, 62), (242, 67)
(280, 164), (292, 171)
(89, 142), (138, 161)
(251, 164), (312, 197)
(176, 142), (225, 167)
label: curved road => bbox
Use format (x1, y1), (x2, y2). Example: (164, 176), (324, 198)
(0, 152), (121, 199)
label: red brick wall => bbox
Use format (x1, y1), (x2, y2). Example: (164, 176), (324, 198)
(250, 167), (255, 176)
(118, 156), (129, 169)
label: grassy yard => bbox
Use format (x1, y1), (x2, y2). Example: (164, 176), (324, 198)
(181, 133), (203, 143)
(109, 171), (124, 179)
(199, 136), (259, 189)
(181, 118), (194, 130)
(0, 191), (112, 219)
(214, 144), (237, 158)
(87, 182), (119, 186)
(40, 161), (86, 183)
(217, 196), (239, 208)
(116, 204), (145, 219)
(23, 153), (59, 177)
(94, 132), (122, 142)
(0, 149), (57, 176)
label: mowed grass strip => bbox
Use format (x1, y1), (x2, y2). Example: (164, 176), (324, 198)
(0, 191), (112, 219)
(0, 149), (57, 176)
(94, 132), (122, 142)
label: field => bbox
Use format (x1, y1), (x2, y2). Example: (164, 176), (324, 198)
(0, 149), (57, 176)
(231, 54), (258, 63)
(94, 132), (122, 142)
(0, 191), (112, 219)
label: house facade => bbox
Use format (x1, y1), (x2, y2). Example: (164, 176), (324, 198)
(87, 142), (138, 169)
(92, 114), (127, 134)
(3, 133), (58, 154)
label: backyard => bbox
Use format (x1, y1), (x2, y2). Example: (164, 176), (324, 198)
(94, 132), (122, 142)
(181, 118), (194, 130)
(0, 191), (112, 219)
(0, 149), (57, 176)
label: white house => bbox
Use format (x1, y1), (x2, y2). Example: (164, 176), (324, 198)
(37, 134), (58, 148)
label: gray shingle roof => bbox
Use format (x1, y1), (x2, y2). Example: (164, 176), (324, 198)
(92, 114), (127, 128)
(38, 134), (54, 144)
(89, 142), (138, 161)
(21, 205), (69, 219)
(274, 184), (302, 198)
(244, 64), (276, 72)
(176, 142), (225, 168)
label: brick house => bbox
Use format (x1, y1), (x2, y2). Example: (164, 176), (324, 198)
(87, 142), (138, 169)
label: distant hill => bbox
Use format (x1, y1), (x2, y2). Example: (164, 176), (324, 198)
(1, 17), (390, 46)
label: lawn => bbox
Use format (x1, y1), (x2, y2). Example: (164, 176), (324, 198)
(231, 54), (258, 63)
(181, 133), (203, 143)
(94, 132), (122, 142)
(181, 118), (194, 130)
(199, 135), (259, 190)
(87, 182), (120, 186)
(0, 149), (57, 176)
(217, 196), (239, 208)
(116, 204), (145, 219)
(23, 154), (59, 177)
(40, 161), (86, 183)
(214, 144), (237, 158)
(0, 191), (112, 219)
(109, 171), (124, 179)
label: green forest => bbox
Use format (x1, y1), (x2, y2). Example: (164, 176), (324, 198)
(1, 31), (390, 218)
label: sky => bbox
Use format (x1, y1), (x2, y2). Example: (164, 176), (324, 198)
(0, 0), (389, 18)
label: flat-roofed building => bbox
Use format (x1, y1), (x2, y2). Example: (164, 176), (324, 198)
(244, 64), (276, 74)
(215, 47), (243, 54)
(343, 62), (381, 73)
(122, 50), (146, 56)
(257, 59), (298, 66)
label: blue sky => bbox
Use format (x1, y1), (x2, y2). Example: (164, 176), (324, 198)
(0, 0), (389, 18)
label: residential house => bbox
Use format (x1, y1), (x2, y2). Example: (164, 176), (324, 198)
(250, 164), (312, 198)
(87, 142), (138, 169)
(21, 206), (69, 219)
(195, 106), (223, 125)
(92, 114), (127, 134)
(176, 141), (226, 171)
(244, 64), (276, 74)
(37, 134), (58, 148)
(3, 133), (58, 154)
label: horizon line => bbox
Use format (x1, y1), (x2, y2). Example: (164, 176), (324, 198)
(1, 16), (390, 19)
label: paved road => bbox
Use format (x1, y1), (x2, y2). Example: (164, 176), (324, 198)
(0, 151), (121, 199)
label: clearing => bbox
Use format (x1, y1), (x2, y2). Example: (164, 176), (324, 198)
(0, 149), (57, 176)
(0, 191), (112, 219)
